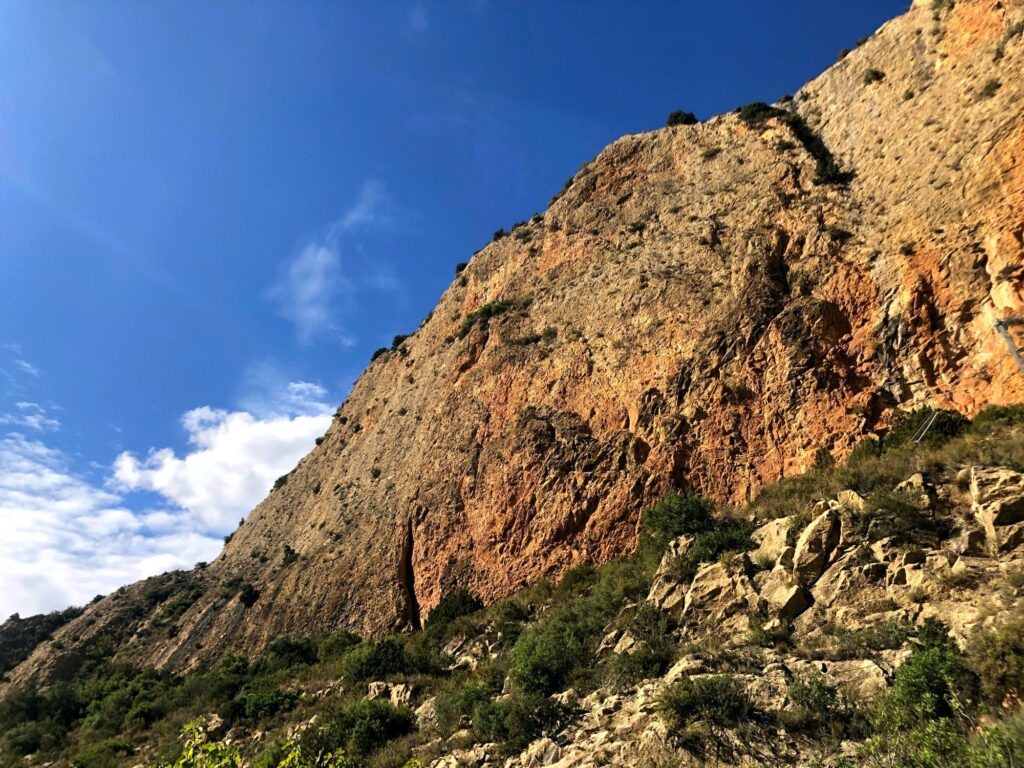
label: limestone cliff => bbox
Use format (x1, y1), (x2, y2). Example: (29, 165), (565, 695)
(5, 0), (1024, 689)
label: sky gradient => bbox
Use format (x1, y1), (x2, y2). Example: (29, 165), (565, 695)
(0, 0), (908, 619)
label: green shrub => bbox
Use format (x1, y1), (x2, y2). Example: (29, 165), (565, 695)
(781, 674), (844, 734)
(863, 68), (886, 84)
(433, 683), (494, 736)
(736, 101), (787, 126)
(971, 405), (1024, 434)
(968, 609), (1024, 707)
(300, 699), (414, 758)
(508, 602), (605, 695)
(641, 492), (714, 549)
(425, 589), (483, 637)
(264, 635), (318, 671)
(884, 408), (968, 451)
(666, 110), (698, 127)
(883, 620), (973, 730)
(847, 436), (882, 464)
(665, 524), (755, 583)
(228, 679), (297, 723)
(341, 640), (408, 682)
(471, 691), (568, 753)
(657, 675), (750, 739)
(861, 719), (969, 768)
(856, 488), (949, 544)
(556, 562), (598, 595)
(72, 739), (134, 768)
(967, 712), (1024, 767)
(319, 630), (362, 662)
(604, 643), (674, 688)
(457, 298), (529, 339)
(799, 618), (913, 660)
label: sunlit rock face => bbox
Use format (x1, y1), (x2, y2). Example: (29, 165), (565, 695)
(5, 0), (1024, 690)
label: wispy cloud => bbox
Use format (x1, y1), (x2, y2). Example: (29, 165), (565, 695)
(269, 180), (394, 347)
(0, 401), (60, 432)
(13, 359), (39, 377)
(2, 343), (42, 388)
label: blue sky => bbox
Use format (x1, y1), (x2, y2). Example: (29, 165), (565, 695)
(0, 0), (907, 618)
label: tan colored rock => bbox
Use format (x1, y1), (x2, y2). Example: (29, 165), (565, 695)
(415, 697), (438, 732)
(971, 467), (1024, 552)
(751, 517), (794, 565)
(645, 535), (693, 614)
(792, 509), (841, 587)
(767, 584), (811, 621)
(682, 561), (756, 621)
(895, 473), (933, 510)
(836, 490), (866, 513)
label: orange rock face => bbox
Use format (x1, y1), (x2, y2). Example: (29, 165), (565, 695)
(5, 0), (1024, 686)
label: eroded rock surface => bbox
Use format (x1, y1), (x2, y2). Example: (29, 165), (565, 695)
(5, 0), (1024, 690)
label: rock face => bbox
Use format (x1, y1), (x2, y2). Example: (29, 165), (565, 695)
(5, 0), (1024, 687)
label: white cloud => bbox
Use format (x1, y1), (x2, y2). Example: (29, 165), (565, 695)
(13, 359), (39, 377)
(0, 379), (333, 620)
(269, 180), (396, 346)
(112, 388), (332, 532)
(0, 433), (222, 619)
(0, 401), (60, 432)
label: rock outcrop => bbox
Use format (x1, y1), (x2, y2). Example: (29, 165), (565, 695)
(4, 0), (1024, 690)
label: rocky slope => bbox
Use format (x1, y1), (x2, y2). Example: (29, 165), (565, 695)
(4, 0), (1024, 691)
(424, 452), (1024, 767)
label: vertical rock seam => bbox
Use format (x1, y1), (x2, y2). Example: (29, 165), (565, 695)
(399, 519), (421, 631)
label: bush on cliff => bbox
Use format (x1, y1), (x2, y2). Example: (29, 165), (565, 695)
(340, 639), (408, 683)
(641, 491), (714, 550)
(299, 699), (414, 759)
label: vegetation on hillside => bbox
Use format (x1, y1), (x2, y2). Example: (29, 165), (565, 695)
(3, 405), (1024, 767)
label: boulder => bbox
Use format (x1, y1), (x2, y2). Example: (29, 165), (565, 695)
(415, 696), (438, 731)
(895, 473), (934, 510)
(645, 535), (693, 615)
(766, 584), (811, 621)
(682, 560), (756, 620)
(971, 467), (1024, 552)
(836, 490), (866, 513)
(751, 516), (793, 565)
(792, 509), (841, 587)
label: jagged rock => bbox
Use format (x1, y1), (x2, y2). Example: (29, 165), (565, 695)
(646, 535), (693, 614)
(366, 681), (389, 700)
(895, 473), (933, 510)
(958, 527), (987, 556)
(752, 517), (793, 566)
(767, 584), (811, 621)
(682, 560), (756, 622)
(971, 467), (1024, 552)
(519, 737), (559, 766)
(663, 654), (708, 683)
(792, 509), (841, 587)
(367, 681), (413, 708)
(415, 696), (438, 732)
(788, 658), (890, 700)
(612, 632), (640, 655)
(836, 490), (866, 513)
